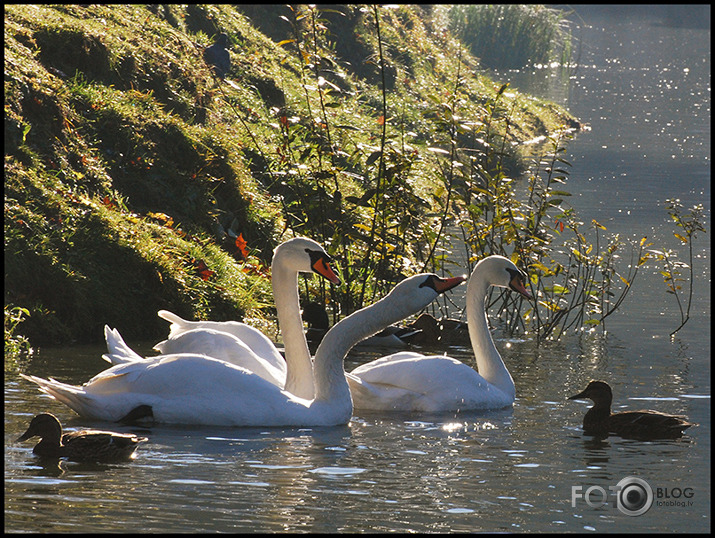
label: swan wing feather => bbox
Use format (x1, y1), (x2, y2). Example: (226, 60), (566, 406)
(153, 328), (286, 385)
(157, 310), (287, 373)
(349, 355), (511, 412)
(103, 325), (144, 363)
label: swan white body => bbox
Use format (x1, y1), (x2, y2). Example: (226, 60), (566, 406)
(155, 310), (288, 378)
(107, 237), (340, 400)
(104, 325), (287, 388)
(347, 256), (531, 413)
(22, 273), (465, 427)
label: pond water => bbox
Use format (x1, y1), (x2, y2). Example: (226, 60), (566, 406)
(5, 6), (710, 533)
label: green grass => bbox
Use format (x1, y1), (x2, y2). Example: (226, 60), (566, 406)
(4, 5), (579, 350)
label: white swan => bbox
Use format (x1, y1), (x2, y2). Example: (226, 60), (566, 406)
(107, 237), (340, 400)
(346, 255), (532, 413)
(105, 326), (289, 388)
(21, 273), (466, 427)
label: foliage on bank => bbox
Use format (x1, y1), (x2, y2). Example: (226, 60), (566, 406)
(4, 4), (579, 350)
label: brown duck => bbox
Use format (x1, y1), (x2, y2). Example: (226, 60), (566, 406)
(568, 380), (695, 440)
(16, 413), (148, 462)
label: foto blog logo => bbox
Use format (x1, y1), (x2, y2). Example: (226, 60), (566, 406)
(571, 476), (654, 516)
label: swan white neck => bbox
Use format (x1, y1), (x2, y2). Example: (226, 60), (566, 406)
(272, 262), (314, 400)
(466, 272), (516, 400)
(313, 291), (410, 404)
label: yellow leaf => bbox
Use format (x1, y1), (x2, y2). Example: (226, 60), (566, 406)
(674, 233), (689, 244)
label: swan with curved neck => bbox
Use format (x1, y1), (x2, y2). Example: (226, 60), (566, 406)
(107, 237), (339, 400)
(347, 255), (531, 412)
(22, 273), (465, 427)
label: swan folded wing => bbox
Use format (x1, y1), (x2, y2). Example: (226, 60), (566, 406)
(349, 355), (512, 412)
(153, 328), (287, 385)
(350, 354), (464, 386)
(346, 372), (432, 411)
(348, 355), (465, 412)
(349, 351), (426, 375)
(157, 310), (287, 374)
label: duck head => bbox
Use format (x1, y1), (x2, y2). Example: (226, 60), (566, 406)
(16, 413), (63, 443)
(568, 380), (613, 406)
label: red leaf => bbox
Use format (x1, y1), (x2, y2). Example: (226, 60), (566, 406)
(235, 233), (249, 259)
(102, 195), (117, 209)
(191, 258), (215, 281)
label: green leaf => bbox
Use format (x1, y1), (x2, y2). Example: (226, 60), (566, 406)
(366, 151), (382, 166)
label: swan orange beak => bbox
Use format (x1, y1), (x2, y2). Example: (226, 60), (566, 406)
(312, 256), (341, 285)
(509, 271), (532, 300)
(433, 275), (467, 294)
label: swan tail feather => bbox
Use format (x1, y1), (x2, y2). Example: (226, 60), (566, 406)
(20, 374), (110, 420)
(104, 325), (144, 362)
(157, 310), (191, 338)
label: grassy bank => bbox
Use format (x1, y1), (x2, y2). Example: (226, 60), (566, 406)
(4, 4), (579, 351)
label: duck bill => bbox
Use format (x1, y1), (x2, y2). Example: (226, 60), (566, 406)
(312, 256), (341, 285)
(434, 275), (467, 294)
(568, 390), (588, 400)
(16, 430), (33, 442)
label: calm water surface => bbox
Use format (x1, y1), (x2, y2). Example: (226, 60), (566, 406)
(5, 6), (710, 533)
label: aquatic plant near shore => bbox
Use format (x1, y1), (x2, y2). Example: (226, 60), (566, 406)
(5, 306), (33, 368)
(649, 199), (706, 337)
(420, 76), (656, 341)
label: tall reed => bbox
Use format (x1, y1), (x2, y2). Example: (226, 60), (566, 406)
(444, 4), (573, 70)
